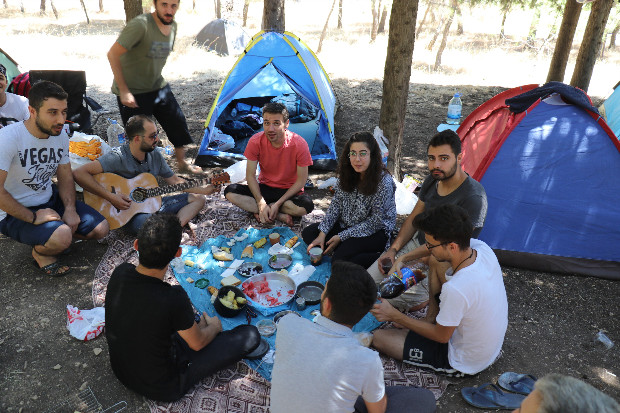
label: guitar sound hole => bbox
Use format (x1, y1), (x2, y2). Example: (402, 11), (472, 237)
(131, 189), (147, 203)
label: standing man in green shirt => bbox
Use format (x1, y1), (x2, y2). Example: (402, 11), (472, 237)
(107, 0), (202, 174)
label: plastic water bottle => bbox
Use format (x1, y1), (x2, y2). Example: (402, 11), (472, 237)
(446, 93), (462, 125)
(378, 267), (423, 299)
(106, 119), (126, 148)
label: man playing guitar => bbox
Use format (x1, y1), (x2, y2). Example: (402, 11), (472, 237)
(73, 114), (219, 234)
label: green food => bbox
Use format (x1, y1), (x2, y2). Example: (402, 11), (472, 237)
(195, 278), (210, 289)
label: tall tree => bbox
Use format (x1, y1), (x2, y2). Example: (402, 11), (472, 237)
(371, 0), (381, 42)
(416, 0), (432, 36)
(214, 0), (221, 18)
(570, 0), (615, 91)
(546, 0), (582, 82)
(434, 0), (456, 70)
(99, 0), (103, 12)
(243, 0), (250, 26)
(610, 21), (619, 49)
(378, 3), (388, 33)
(379, 0), (419, 178)
(338, 0), (343, 28)
(123, 0), (142, 22)
(262, 0), (285, 31)
(318, 0), (338, 53)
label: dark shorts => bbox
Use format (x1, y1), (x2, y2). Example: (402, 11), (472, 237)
(224, 183), (314, 214)
(124, 193), (190, 235)
(403, 330), (465, 377)
(0, 184), (106, 246)
(117, 84), (193, 148)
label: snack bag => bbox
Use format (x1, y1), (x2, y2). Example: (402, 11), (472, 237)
(66, 305), (105, 341)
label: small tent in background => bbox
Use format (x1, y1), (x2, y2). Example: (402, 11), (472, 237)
(458, 83), (620, 279)
(599, 81), (620, 139)
(196, 31), (337, 170)
(195, 18), (250, 56)
(0, 47), (22, 83)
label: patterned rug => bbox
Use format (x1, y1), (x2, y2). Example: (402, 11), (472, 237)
(93, 194), (449, 413)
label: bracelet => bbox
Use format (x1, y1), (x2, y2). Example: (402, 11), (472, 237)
(32, 211), (36, 224)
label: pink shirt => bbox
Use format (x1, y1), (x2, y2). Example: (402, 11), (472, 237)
(244, 130), (313, 189)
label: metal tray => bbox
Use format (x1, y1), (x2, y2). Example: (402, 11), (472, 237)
(241, 272), (296, 308)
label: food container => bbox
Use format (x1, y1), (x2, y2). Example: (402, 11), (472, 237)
(269, 232), (281, 245)
(296, 281), (325, 305)
(237, 262), (263, 277)
(273, 310), (301, 324)
(256, 319), (276, 337)
(213, 286), (247, 318)
(308, 247), (323, 265)
(241, 272), (297, 308)
(268, 254), (293, 269)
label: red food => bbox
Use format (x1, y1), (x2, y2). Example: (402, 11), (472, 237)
(277, 291), (281, 297)
(287, 289), (295, 295)
(258, 283), (271, 294)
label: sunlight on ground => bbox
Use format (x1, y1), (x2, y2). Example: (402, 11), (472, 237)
(2, 0), (618, 99)
(593, 367), (619, 389)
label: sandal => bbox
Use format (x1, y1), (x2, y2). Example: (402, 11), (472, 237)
(33, 260), (71, 277)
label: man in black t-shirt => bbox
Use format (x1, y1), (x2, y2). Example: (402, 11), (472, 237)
(105, 214), (260, 402)
(368, 130), (487, 320)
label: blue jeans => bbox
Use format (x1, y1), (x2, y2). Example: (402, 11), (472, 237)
(124, 193), (190, 235)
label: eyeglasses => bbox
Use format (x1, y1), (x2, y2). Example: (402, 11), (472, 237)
(141, 131), (159, 140)
(426, 241), (447, 250)
(349, 150), (369, 159)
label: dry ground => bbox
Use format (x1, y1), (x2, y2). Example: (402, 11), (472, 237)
(1, 1), (619, 411)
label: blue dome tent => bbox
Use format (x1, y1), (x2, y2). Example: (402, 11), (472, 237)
(458, 83), (620, 279)
(196, 31), (337, 170)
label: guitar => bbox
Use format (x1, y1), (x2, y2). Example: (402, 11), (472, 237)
(83, 172), (230, 229)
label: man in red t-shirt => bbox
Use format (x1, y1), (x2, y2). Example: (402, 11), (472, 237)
(224, 102), (314, 225)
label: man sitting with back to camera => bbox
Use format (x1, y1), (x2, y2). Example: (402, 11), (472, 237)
(270, 260), (436, 413)
(371, 204), (508, 378)
(105, 213), (261, 402)
(73, 114), (218, 235)
(224, 102), (314, 226)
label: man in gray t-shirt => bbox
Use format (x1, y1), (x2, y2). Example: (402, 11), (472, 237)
(368, 130), (487, 318)
(74, 115), (218, 235)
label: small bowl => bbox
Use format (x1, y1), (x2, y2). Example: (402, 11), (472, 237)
(213, 286), (247, 318)
(273, 310), (301, 324)
(256, 319), (276, 337)
(269, 254), (293, 269)
(296, 281), (324, 305)
(237, 262), (263, 277)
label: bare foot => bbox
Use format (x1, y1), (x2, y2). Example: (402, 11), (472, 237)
(178, 162), (203, 175)
(276, 213), (293, 226)
(32, 248), (69, 274)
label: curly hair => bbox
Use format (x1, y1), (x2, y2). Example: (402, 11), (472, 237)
(413, 204), (472, 250)
(137, 214), (183, 269)
(338, 131), (387, 195)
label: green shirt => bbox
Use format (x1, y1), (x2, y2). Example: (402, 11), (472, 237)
(111, 13), (176, 95)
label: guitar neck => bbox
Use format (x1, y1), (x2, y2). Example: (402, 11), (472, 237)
(142, 178), (211, 199)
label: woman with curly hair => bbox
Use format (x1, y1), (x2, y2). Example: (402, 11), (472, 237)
(303, 132), (396, 267)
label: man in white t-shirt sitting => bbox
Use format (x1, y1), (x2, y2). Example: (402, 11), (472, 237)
(371, 204), (507, 377)
(270, 261), (436, 413)
(0, 64), (29, 128)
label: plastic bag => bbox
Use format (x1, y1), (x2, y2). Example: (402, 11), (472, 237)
(317, 176), (338, 189)
(393, 177), (418, 215)
(208, 127), (235, 151)
(224, 159), (248, 184)
(66, 305), (105, 341)
(373, 126), (389, 166)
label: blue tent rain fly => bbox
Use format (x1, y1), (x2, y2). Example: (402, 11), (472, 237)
(196, 31), (337, 170)
(600, 80), (620, 139)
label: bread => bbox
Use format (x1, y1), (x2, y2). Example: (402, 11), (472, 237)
(213, 251), (234, 261)
(241, 245), (254, 258)
(221, 275), (241, 286)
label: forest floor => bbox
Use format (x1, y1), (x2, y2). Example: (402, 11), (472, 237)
(1, 1), (619, 411)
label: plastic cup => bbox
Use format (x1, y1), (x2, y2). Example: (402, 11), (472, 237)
(309, 247), (323, 266)
(380, 257), (392, 274)
(269, 232), (281, 245)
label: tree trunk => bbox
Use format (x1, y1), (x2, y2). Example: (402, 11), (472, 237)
(40, 0), (45, 13)
(379, 0), (419, 179)
(317, 0), (338, 53)
(337, 0), (343, 29)
(434, 0), (456, 71)
(79, 0), (89, 23)
(214, 0), (221, 19)
(3, 0), (8, 9)
(499, 2), (510, 38)
(371, 0), (379, 42)
(455, 1), (463, 35)
(570, 0), (614, 92)
(50, 0), (58, 18)
(262, 0), (285, 32)
(378, 4), (388, 33)
(99, 0), (103, 12)
(528, 5), (541, 40)
(546, 0), (582, 83)
(123, 0), (142, 22)
(192, 0), (195, 10)
(426, 13), (445, 50)
(243, 0), (250, 26)
(609, 21), (619, 49)
(416, 0), (431, 36)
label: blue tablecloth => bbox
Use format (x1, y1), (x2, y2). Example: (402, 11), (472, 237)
(173, 226), (381, 380)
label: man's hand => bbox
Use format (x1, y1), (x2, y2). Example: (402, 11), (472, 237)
(62, 208), (81, 233)
(199, 312), (223, 333)
(33, 208), (62, 225)
(267, 201), (281, 221)
(110, 193), (132, 210)
(257, 201), (273, 223)
(324, 234), (341, 255)
(307, 232), (326, 253)
(119, 91), (138, 108)
(370, 298), (401, 323)
(378, 248), (397, 275)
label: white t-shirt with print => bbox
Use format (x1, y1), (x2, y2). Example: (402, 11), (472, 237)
(0, 93), (29, 126)
(0, 122), (70, 220)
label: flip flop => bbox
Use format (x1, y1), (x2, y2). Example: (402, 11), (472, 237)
(498, 372), (538, 395)
(32, 260), (71, 277)
(461, 383), (525, 410)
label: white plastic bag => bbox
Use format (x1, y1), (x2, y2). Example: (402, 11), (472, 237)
(224, 160), (248, 184)
(317, 176), (338, 189)
(208, 127), (235, 151)
(393, 177), (418, 215)
(373, 126), (389, 166)
(66, 305), (105, 341)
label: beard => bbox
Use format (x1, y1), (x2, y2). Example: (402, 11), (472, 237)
(35, 117), (62, 136)
(156, 11), (174, 25)
(431, 160), (457, 181)
(140, 141), (156, 153)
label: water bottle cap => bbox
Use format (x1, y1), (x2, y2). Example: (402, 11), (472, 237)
(454, 93), (462, 98)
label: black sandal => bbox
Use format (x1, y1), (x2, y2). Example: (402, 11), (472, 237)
(33, 260), (71, 277)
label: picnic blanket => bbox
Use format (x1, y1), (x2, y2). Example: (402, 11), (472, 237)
(93, 194), (449, 412)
